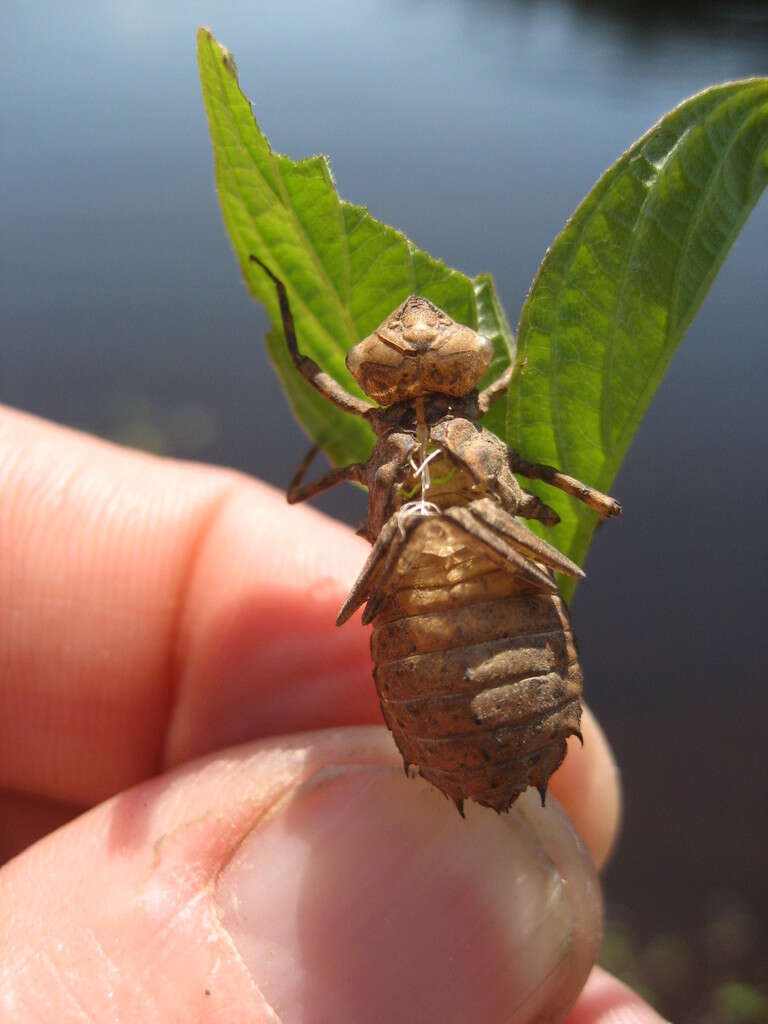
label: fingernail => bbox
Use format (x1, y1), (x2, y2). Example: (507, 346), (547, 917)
(216, 765), (601, 1024)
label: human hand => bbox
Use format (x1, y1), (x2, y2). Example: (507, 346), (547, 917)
(0, 406), (665, 1022)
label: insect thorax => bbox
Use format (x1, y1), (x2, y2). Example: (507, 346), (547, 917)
(360, 411), (483, 544)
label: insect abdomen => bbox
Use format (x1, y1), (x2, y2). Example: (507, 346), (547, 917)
(370, 541), (583, 813)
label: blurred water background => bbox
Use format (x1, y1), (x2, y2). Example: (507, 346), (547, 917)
(3, 2), (767, 1019)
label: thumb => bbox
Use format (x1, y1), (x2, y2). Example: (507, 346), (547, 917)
(1, 726), (601, 1023)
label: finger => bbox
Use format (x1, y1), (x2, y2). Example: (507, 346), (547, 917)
(1, 726), (602, 1024)
(0, 407), (375, 805)
(566, 966), (670, 1023)
(549, 706), (621, 868)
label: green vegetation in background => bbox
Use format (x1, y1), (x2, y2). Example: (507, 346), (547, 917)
(600, 904), (767, 1024)
(198, 28), (768, 596)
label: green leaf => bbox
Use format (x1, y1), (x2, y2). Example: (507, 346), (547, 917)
(507, 80), (768, 597)
(197, 28), (513, 468)
(200, 32), (767, 600)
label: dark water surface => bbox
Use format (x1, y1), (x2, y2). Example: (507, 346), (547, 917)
(3, 0), (768, 1014)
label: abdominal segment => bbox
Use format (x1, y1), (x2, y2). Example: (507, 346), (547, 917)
(364, 515), (583, 813)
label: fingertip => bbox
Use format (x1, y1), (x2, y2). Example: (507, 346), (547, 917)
(548, 706), (622, 868)
(215, 734), (602, 1024)
(566, 967), (670, 1023)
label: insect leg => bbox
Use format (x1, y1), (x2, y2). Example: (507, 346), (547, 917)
(509, 453), (622, 518)
(249, 255), (375, 418)
(286, 444), (366, 504)
(431, 418), (557, 522)
(287, 443), (322, 493)
(517, 490), (560, 526)
(477, 363), (516, 414)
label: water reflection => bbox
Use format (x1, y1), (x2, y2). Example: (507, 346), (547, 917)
(564, 0), (768, 34)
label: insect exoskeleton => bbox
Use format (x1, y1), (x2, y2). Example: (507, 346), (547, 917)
(250, 254), (621, 815)
(345, 295), (494, 404)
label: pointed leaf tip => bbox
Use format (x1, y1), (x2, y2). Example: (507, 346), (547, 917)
(508, 78), (768, 595)
(198, 34), (514, 471)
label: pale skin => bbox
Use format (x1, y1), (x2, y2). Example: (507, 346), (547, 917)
(0, 406), (666, 1023)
